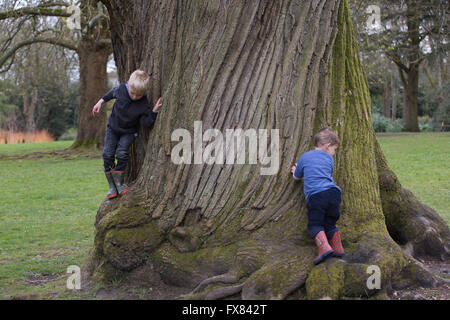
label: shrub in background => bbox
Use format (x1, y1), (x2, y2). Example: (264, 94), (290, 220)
(58, 127), (77, 141)
(373, 113), (404, 132)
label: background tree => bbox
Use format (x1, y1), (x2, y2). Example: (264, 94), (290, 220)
(0, 81), (20, 134)
(349, 0), (449, 132)
(84, 0), (449, 299)
(0, 42), (79, 140)
(0, 0), (112, 148)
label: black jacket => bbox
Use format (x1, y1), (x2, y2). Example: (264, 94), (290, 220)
(102, 83), (158, 135)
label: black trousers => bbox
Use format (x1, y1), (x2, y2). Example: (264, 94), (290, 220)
(306, 187), (341, 239)
(102, 126), (135, 172)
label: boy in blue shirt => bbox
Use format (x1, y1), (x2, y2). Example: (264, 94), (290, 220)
(291, 128), (344, 264)
(92, 70), (162, 199)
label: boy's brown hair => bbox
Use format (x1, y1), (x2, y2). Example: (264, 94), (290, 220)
(314, 128), (340, 147)
(128, 70), (150, 96)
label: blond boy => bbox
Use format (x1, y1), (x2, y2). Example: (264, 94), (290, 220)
(92, 70), (162, 198)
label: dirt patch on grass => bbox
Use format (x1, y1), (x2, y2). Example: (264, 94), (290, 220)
(392, 283), (450, 300)
(391, 259), (450, 300)
(26, 271), (64, 287)
(423, 259), (450, 278)
(0, 148), (102, 161)
(91, 282), (191, 300)
(49, 279), (191, 300)
(38, 248), (75, 259)
(10, 293), (41, 300)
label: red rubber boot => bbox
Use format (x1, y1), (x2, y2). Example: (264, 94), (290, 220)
(111, 170), (129, 196)
(329, 231), (344, 257)
(313, 231), (334, 265)
(105, 171), (118, 199)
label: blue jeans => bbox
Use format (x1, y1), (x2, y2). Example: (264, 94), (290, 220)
(306, 187), (341, 239)
(102, 126), (135, 172)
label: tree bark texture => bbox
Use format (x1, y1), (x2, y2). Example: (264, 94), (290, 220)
(71, 41), (110, 149)
(71, 0), (111, 149)
(84, 0), (449, 299)
(383, 73), (391, 119)
(391, 71), (397, 121)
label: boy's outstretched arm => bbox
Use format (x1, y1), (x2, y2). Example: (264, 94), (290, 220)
(92, 86), (118, 117)
(92, 98), (104, 116)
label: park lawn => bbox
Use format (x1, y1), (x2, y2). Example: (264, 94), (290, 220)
(376, 132), (450, 225)
(0, 140), (72, 157)
(0, 141), (106, 299)
(0, 133), (448, 299)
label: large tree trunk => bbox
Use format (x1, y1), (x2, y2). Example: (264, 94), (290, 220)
(383, 73), (391, 119)
(401, 66), (420, 132)
(70, 0), (111, 149)
(22, 84), (38, 135)
(391, 71), (397, 121)
(401, 0), (421, 132)
(84, 0), (449, 299)
(22, 49), (39, 135)
(70, 42), (109, 149)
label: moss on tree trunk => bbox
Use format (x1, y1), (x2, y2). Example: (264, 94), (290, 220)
(84, 0), (449, 299)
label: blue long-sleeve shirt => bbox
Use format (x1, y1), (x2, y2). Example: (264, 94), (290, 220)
(102, 83), (158, 135)
(293, 150), (341, 201)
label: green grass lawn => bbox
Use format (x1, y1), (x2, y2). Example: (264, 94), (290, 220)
(0, 140), (72, 157)
(0, 141), (105, 299)
(0, 133), (448, 299)
(377, 132), (449, 225)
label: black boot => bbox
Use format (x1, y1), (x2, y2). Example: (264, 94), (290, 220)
(111, 170), (129, 196)
(105, 171), (118, 199)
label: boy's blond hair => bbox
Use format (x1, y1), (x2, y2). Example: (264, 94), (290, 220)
(128, 70), (150, 96)
(314, 128), (340, 147)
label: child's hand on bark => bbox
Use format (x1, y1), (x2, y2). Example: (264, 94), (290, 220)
(291, 164), (297, 174)
(153, 97), (162, 112)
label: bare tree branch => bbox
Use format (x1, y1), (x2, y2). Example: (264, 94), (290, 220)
(37, 1), (70, 8)
(88, 13), (108, 29)
(384, 50), (409, 73)
(397, 64), (407, 87)
(0, 6), (71, 20)
(0, 37), (77, 68)
(0, 53), (15, 73)
(0, 19), (27, 52)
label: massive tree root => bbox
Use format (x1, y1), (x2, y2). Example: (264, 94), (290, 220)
(375, 138), (449, 261)
(177, 242), (315, 300)
(83, 183), (448, 300)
